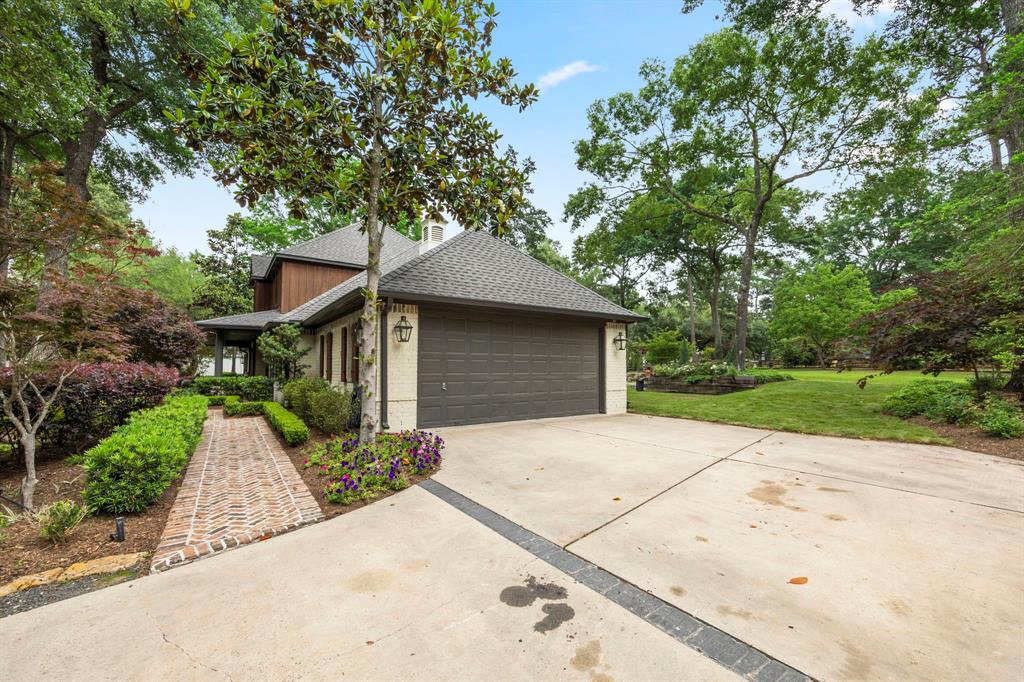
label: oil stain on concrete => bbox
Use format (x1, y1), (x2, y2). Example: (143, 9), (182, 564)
(572, 640), (614, 682)
(499, 575), (575, 634)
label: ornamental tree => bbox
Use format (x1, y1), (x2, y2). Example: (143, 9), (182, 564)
(568, 18), (915, 368)
(0, 167), (130, 509)
(172, 0), (536, 442)
(257, 324), (308, 383)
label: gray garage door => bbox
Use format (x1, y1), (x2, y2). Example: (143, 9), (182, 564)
(417, 309), (601, 427)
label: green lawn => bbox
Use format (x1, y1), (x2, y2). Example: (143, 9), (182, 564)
(627, 369), (974, 444)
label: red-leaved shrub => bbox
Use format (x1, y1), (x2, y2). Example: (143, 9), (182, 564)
(1, 363), (181, 460)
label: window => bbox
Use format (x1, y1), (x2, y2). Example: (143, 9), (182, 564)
(326, 332), (334, 383)
(341, 327), (348, 382)
(350, 325), (359, 382)
(319, 335), (325, 378)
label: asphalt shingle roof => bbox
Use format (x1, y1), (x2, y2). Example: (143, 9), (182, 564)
(196, 309), (282, 330)
(250, 254), (272, 279)
(378, 230), (644, 321)
(277, 222), (415, 267)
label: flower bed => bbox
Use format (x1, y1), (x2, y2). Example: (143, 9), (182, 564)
(304, 431), (444, 505)
(645, 361), (793, 394)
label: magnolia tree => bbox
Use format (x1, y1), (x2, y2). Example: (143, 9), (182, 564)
(0, 168), (129, 509)
(172, 0), (536, 442)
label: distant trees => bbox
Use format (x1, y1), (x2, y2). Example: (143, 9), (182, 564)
(568, 18), (913, 368)
(769, 264), (877, 367)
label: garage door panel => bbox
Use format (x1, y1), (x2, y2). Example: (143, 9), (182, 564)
(418, 310), (601, 428)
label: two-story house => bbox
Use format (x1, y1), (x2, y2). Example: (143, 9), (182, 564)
(196, 221), (643, 430)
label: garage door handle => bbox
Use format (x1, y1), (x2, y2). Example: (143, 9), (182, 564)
(442, 382), (447, 391)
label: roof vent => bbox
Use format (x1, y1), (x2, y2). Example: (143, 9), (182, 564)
(419, 218), (446, 254)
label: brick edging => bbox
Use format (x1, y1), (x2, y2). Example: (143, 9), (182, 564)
(419, 479), (815, 682)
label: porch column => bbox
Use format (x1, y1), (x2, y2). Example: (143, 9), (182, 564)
(213, 332), (224, 377)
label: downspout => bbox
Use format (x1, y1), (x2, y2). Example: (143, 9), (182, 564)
(379, 298), (390, 431)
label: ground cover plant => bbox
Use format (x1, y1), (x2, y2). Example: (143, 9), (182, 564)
(883, 380), (1024, 439)
(304, 431), (444, 505)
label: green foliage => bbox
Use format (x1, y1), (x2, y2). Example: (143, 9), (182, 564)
(263, 402), (309, 446)
(770, 264), (877, 366)
(977, 397), (1024, 439)
(188, 376), (273, 402)
(37, 499), (86, 544)
(881, 380), (972, 418)
(282, 378), (330, 421)
(307, 390), (355, 436)
(191, 214), (258, 319)
(172, 0), (538, 440)
(222, 396), (264, 417)
(82, 395), (209, 514)
(256, 325), (308, 383)
(569, 17), (913, 368)
(646, 330), (685, 365)
(206, 395), (231, 407)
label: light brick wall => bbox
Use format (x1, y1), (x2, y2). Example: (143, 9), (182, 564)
(604, 322), (627, 414)
(309, 304), (418, 432)
(312, 310), (370, 391)
(383, 304), (419, 431)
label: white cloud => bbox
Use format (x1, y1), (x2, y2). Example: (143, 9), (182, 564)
(536, 60), (602, 91)
(822, 0), (894, 28)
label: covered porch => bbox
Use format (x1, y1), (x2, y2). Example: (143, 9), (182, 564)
(195, 310), (282, 377)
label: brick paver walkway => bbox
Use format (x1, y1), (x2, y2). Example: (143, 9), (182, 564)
(151, 410), (323, 572)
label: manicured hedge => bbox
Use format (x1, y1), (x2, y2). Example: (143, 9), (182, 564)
(188, 376), (273, 401)
(223, 396), (265, 417)
(263, 402), (309, 446)
(81, 395), (209, 514)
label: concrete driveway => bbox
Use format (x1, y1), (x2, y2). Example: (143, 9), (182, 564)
(431, 414), (1024, 682)
(2, 413), (1021, 681)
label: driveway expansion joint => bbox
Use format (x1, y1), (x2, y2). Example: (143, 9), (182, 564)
(419, 478), (816, 682)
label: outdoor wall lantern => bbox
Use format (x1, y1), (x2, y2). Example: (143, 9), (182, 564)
(613, 331), (627, 351)
(393, 315), (413, 343)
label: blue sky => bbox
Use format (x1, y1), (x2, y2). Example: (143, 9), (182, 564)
(131, 0), (886, 255)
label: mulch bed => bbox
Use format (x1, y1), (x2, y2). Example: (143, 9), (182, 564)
(906, 416), (1024, 461)
(272, 425), (439, 521)
(0, 452), (182, 586)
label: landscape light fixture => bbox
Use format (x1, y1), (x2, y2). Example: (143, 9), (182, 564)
(393, 315), (413, 343)
(613, 331), (627, 351)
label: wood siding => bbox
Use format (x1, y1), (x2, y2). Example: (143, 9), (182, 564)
(252, 259), (360, 313)
(280, 260), (360, 313)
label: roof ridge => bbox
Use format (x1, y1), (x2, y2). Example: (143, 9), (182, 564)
(278, 221), (415, 257)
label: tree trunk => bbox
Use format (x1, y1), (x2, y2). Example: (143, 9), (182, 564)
(0, 124), (14, 284)
(734, 223), (759, 371)
(358, 220), (382, 444)
(710, 269), (722, 358)
(21, 431), (37, 511)
(686, 273), (697, 350)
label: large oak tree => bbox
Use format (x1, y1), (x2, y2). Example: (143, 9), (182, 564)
(568, 18), (913, 368)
